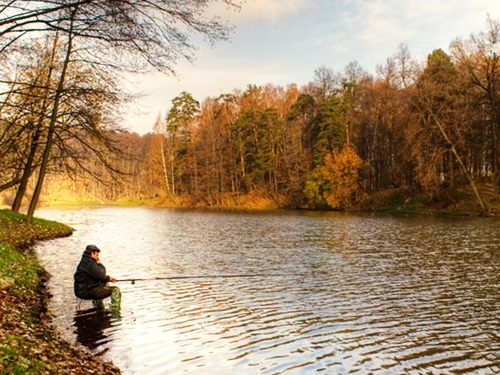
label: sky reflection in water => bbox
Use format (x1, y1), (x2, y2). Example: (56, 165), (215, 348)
(35, 207), (500, 375)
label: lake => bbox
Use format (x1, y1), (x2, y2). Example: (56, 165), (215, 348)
(34, 207), (500, 374)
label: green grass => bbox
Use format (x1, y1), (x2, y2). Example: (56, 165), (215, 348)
(0, 243), (42, 292)
(0, 209), (75, 374)
(0, 209), (72, 293)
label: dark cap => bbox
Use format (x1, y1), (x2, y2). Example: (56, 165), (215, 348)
(84, 244), (101, 254)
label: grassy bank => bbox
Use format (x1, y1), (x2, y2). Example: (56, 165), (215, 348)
(120, 187), (497, 216)
(0, 209), (121, 375)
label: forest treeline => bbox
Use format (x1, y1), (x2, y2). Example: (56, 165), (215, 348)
(2, 10), (500, 214)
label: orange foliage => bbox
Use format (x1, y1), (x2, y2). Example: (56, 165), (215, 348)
(323, 146), (367, 210)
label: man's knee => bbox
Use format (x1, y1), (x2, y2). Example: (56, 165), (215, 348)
(77, 285), (120, 301)
(92, 285), (113, 300)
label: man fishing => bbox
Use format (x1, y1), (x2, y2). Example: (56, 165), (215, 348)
(74, 244), (121, 310)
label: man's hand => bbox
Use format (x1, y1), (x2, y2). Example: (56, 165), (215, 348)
(109, 276), (117, 283)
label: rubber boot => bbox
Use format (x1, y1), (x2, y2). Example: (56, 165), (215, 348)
(92, 299), (105, 310)
(110, 287), (121, 310)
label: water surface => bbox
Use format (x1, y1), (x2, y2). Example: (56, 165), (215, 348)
(35, 207), (500, 374)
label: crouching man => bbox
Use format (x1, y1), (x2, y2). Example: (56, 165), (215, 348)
(74, 244), (121, 310)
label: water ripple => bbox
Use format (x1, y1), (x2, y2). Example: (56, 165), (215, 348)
(35, 208), (500, 374)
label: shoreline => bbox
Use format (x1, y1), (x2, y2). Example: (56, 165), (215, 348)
(37, 182), (500, 217)
(0, 209), (121, 375)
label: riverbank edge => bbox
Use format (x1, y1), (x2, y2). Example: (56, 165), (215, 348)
(44, 186), (500, 218)
(0, 209), (121, 375)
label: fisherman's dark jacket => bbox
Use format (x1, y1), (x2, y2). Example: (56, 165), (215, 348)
(74, 253), (110, 299)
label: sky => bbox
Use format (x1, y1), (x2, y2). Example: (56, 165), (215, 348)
(124, 0), (500, 135)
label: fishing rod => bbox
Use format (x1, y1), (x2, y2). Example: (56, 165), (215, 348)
(116, 273), (298, 284)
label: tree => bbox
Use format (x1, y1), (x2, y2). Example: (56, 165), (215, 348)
(0, 0), (240, 74)
(313, 92), (345, 164)
(309, 65), (339, 102)
(257, 107), (282, 192)
(304, 145), (366, 210)
(323, 145), (367, 210)
(213, 93), (240, 195)
(450, 16), (500, 193)
(191, 94), (243, 204)
(357, 47), (415, 191)
(278, 91), (313, 206)
(9, 37), (59, 212)
(165, 91), (199, 195)
(0, 0), (240, 220)
(0, 39), (54, 198)
(306, 64), (365, 166)
(413, 49), (487, 212)
(1, 31), (129, 216)
(231, 108), (259, 192)
(341, 61), (367, 146)
(150, 114), (172, 196)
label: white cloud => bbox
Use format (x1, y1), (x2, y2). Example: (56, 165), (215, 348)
(210, 0), (312, 22)
(124, 0), (500, 134)
(239, 0), (311, 20)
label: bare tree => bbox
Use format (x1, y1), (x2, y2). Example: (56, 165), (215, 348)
(450, 16), (500, 194)
(0, 0), (240, 73)
(0, 0), (240, 220)
(309, 65), (340, 102)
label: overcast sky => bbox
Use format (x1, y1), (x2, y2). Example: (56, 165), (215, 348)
(124, 0), (500, 135)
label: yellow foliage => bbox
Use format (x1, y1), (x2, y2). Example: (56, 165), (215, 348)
(323, 145), (367, 210)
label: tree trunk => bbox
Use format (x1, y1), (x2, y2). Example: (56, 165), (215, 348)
(12, 37), (58, 212)
(159, 137), (172, 196)
(427, 107), (488, 214)
(12, 127), (41, 212)
(25, 11), (75, 222)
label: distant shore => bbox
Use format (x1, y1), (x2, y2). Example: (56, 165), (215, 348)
(34, 183), (499, 218)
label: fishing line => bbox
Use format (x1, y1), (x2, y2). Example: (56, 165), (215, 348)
(116, 273), (299, 284)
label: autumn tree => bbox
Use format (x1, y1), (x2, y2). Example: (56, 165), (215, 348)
(450, 16), (500, 194)
(278, 90), (312, 206)
(0, 39), (55, 198)
(304, 145), (367, 210)
(356, 47), (415, 191)
(149, 114), (173, 196)
(0, 0), (240, 220)
(0, 29), (128, 219)
(190, 95), (242, 204)
(309, 65), (339, 102)
(323, 145), (367, 209)
(213, 93), (240, 195)
(307, 65), (362, 166)
(165, 91), (200, 195)
(0, 32), (76, 215)
(413, 49), (487, 212)
(0, 1), (240, 73)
